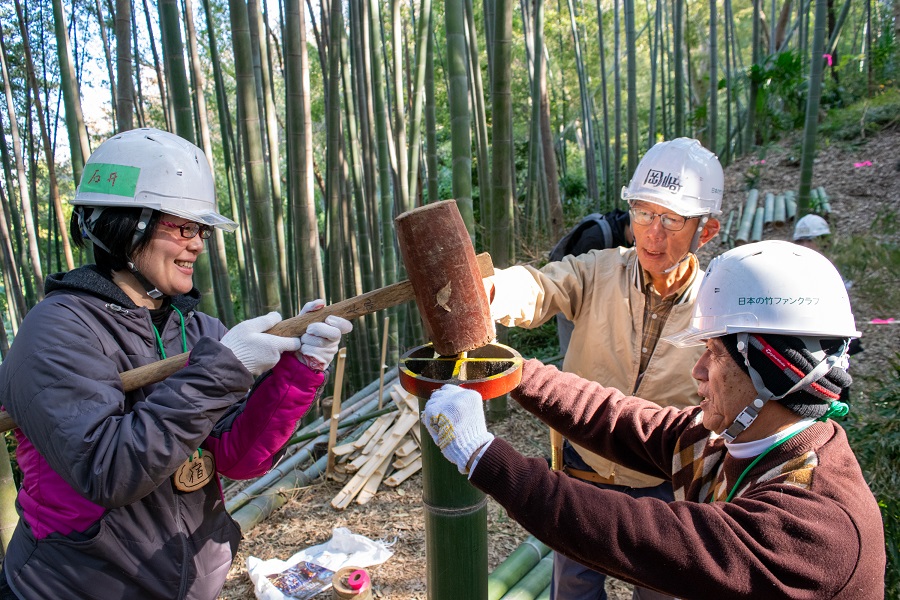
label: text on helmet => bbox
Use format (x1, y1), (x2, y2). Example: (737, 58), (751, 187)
(643, 170), (682, 193)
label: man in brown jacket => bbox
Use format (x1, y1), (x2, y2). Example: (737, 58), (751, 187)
(425, 241), (885, 599)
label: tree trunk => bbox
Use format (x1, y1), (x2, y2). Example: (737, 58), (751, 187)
(230, 0), (282, 314)
(249, 0), (291, 314)
(390, 0), (411, 215)
(142, 0), (173, 130)
(624, 0), (638, 173)
(445, 0), (476, 236)
(0, 27), (44, 304)
(708, 0), (718, 152)
(185, 0), (235, 326)
(673, 0), (685, 137)
(14, 0), (75, 272)
(797, 0), (828, 215)
(285, 0), (325, 303)
(115, 0), (134, 131)
(52, 0), (90, 185)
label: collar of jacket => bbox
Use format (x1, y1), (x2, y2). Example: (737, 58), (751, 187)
(44, 265), (201, 315)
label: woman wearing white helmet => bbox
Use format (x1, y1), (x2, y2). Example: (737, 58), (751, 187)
(0, 128), (352, 599)
(423, 240), (884, 598)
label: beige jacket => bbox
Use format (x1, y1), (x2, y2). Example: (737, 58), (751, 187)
(489, 247), (704, 487)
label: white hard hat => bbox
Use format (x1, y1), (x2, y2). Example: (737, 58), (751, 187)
(793, 214), (830, 240)
(621, 138), (724, 217)
(664, 240), (859, 347)
(71, 128), (237, 231)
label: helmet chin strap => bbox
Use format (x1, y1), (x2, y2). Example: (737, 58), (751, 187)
(126, 207), (164, 300)
(721, 333), (850, 443)
(662, 216), (707, 274)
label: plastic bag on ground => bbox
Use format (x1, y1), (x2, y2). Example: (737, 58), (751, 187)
(248, 527), (394, 600)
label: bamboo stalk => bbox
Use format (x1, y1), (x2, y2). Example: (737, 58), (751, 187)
(785, 190), (798, 221)
(498, 554), (553, 600)
(378, 316), (390, 409)
(721, 208), (735, 246)
(488, 535), (551, 600)
(734, 189), (759, 245)
(327, 348), (348, 476)
(774, 193), (787, 226)
(751, 205), (766, 242)
(763, 192), (775, 227)
(418, 393), (488, 599)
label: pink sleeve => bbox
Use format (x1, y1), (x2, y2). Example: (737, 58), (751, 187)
(205, 353), (325, 479)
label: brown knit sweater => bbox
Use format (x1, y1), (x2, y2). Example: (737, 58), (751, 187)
(470, 359), (885, 599)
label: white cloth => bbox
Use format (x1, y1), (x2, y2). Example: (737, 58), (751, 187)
(220, 312), (302, 376)
(421, 384), (494, 474)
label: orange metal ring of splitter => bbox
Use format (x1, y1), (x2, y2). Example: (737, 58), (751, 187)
(398, 342), (524, 400)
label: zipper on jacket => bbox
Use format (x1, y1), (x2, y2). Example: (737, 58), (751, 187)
(105, 303), (132, 316)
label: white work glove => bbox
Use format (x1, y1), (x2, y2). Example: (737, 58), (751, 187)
(220, 312), (302, 376)
(296, 299), (353, 372)
(421, 384), (494, 475)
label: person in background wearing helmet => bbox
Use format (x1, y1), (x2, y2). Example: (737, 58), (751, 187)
(424, 240), (885, 598)
(0, 128), (352, 600)
(548, 209), (634, 356)
(793, 213), (831, 252)
(483, 138), (722, 600)
(791, 212), (863, 399)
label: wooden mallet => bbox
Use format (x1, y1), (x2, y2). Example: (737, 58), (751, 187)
(0, 202), (494, 433)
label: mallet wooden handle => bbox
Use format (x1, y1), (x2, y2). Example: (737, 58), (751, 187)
(0, 253), (495, 433)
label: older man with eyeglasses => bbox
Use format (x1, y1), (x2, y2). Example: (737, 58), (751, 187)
(483, 138), (722, 600)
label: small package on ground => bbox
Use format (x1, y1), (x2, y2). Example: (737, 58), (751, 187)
(248, 527), (394, 600)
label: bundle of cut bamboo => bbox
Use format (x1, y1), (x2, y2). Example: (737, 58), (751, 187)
(329, 384), (423, 509)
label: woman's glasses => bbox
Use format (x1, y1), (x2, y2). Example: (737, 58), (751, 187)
(159, 220), (213, 240)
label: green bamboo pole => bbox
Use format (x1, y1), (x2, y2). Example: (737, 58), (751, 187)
(785, 190), (798, 221)
(229, 0), (281, 314)
(745, 0), (761, 149)
(673, 0), (685, 137)
(707, 0), (717, 153)
(535, 583), (551, 600)
(763, 192), (775, 228)
(720, 208), (735, 246)
(488, 536), (551, 600)
(774, 193), (787, 226)
(623, 0), (638, 173)
(498, 554), (554, 600)
(750, 205), (765, 242)
(420, 393), (489, 599)
(797, 0), (828, 216)
(734, 189), (758, 245)
(52, 0), (89, 186)
(445, 0), (475, 234)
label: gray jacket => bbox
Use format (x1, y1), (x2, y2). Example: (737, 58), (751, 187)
(0, 266), (324, 599)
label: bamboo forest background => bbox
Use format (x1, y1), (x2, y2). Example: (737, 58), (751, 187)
(0, 0), (896, 392)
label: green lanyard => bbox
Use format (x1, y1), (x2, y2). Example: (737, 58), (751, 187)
(152, 305), (188, 359)
(717, 401), (848, 503)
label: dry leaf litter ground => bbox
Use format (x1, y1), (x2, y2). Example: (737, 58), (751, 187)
(220, 127), (900, 599)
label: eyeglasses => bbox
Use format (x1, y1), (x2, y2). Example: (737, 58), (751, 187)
(159, 220), (213, 240)
(628, 206), (696, 232)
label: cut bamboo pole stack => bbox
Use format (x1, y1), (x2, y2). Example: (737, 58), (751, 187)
(330, 384), (423, 509)
(488, 536), (552, 600)
(498, 555), (553, 600)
